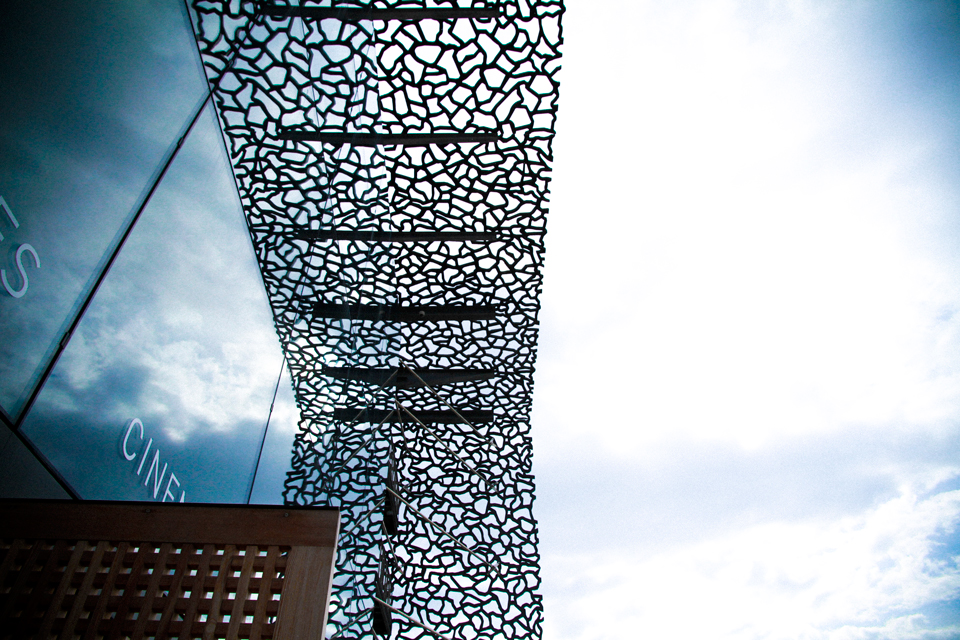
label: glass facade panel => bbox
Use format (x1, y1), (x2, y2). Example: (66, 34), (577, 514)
(0, 429), (69, 499)
(0, 1), (208, 419)
(20, 104), (297, 503)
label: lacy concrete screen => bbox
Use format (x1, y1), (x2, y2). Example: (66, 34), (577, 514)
(190, 2), (562, 638)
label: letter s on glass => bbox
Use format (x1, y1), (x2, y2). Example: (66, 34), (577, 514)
(2, 243), (40, 299)
(122, 418), (144, 461)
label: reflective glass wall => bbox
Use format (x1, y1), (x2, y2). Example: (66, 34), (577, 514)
(0, 0), (298, 504)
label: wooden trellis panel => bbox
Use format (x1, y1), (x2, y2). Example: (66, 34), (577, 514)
(0, 501), (339, 640)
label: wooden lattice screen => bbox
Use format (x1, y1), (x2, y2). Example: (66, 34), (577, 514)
(0, 501), (339, 640)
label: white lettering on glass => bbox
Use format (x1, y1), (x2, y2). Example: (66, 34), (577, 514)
(0, 196), (20, 240)
(1, 244), (40, 298)
(144, 450), (168, 499)
(163, 473), (181, 503)
(0, 196), (40, 299)
(120, 420), (186, 502)
(136, 438), (153, 475)
(121, 419), (144, 461)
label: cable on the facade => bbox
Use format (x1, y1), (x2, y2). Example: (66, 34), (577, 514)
(246, 354), (286, 504)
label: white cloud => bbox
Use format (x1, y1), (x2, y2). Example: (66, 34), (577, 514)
(541, 484), (960, 640)
(39, 106), (286, 442)
(533, 0), (960, 637)
(536, 0), (960, 456)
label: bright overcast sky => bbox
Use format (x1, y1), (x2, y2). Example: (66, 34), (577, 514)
(532, 1), (960, 638)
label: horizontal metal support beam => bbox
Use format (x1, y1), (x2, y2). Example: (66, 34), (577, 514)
(332, 408), (494, 424)
(314, 303), (496, 322)
(261, 6), (499, 21)
(397, 403), (488, 480)
(277, 131), (498, 146)
(293, 229), (497, 243)
(322, 366), (495, 388)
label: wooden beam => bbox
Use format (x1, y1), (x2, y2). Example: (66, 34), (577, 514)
(0, 501), (339, 547)
(275, 546), (337, 640)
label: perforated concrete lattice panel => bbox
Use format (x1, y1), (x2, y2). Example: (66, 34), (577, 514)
(189, 2), (563, 638)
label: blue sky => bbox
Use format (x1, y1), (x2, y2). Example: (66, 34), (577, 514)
(531, 1), (960, 638)
(5, 1), (959, 637)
